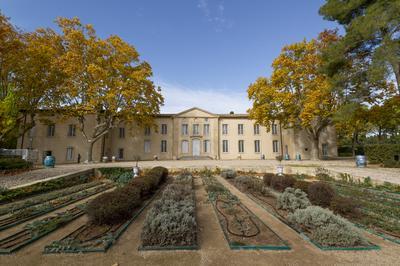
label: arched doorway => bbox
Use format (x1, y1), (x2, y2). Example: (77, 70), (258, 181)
(192, 139), (200, 156)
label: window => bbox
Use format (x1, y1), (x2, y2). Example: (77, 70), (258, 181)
(119, 127), (125, 138)
(238, 124), (244, 135)
(254, 124), (260, 135)
(118, 148), (124, 159)
(47, 124), (55, 137)
(161, 124), (167, 135)
(322, 143), (328, 156)
(222, 124), (228, 135)
(204, 140), (211, 153)
(161, 140), (167, 152)
(66, 147), (73, 161)
(181, 140), (189, 153)
(67, 124), (76, 137)
(182, 124), (188, 135)
(203, 124), (210, 136)
(222, 140), (229, 153)
(144, 126), (151, 136)
(144, 140), (151, 153)
(193, 124), (199, 135)
(273, 140), (279, 153)
(272, 123), (278, 135)
(238, 140), (244, 153)
(254, 140), (260, 153)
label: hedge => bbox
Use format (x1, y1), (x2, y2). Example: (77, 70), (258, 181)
(87, 166), (168, 225)
(0, 157), (33, 171)
(364, 144), (400, 168)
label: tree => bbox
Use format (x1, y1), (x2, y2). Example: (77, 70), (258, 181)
(13, 28), (64, 148)
(368, 96), (400, 142)
(320, 0), (400, 94)
(0, 12), (23, 145)
(333, 102), (370, 156)
(248, 31), (338, 160)
(0, 12), (22, 99)
(54, 18), (163, 162)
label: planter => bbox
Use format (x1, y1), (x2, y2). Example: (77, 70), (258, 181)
(355, 155), (367, 168)
(44, 156), (55, 168)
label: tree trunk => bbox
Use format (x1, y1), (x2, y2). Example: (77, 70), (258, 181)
(87, 141), (95, 163)
(310, 137), (320, 160)
(20, 114), (27, 149)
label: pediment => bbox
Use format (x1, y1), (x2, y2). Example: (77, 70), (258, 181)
(174, 107), (217, 118)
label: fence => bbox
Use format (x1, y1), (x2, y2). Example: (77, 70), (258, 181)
(0, 149), (39, 162)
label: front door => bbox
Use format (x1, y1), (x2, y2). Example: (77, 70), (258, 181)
(192, 139), (200, 156)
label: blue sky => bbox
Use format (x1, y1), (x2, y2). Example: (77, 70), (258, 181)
(1, 0), (338, 113)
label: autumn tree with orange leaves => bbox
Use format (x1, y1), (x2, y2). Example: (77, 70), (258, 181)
(53, 18), (164, 162)
(248, 31), (339, 160)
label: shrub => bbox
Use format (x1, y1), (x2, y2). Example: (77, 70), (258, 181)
(288, 206), (368, 247)
(235, 176), (254, 188)
(308, 182), (335, 207)
(86, 186), (141, 225)
(277, 188), (311, 213)
(148, 166), (169, 182)
(294, 180), (311, 193)
(364, 144), (400, 168)
(116, 171), (134, 186)
(330, 196), (361, 218)
(263, 173), (275, 186)
(128, 178), (152, 197)
(220, 169), (237, 179)
(175, 171), (193, 185)
(141, 199), (196, 247)
(162, 184), (192, 201)
(270, 175), (295, 192)
(315, 167), (334, 181)
(0, 157), (33, 171)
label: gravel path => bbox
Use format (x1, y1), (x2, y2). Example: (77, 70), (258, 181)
(1, 159), (399, 189)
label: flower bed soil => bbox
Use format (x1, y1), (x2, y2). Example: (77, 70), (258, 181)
(203, 176), (289, 250)
(228, 178), (379, 251)
(44, 180), (169, 253)
(0, 205), (85, 254)
(0, 182), (114, 231)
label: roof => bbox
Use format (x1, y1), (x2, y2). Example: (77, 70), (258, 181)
(155, 107), (249, 118)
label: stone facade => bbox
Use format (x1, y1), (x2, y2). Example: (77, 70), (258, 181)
(18, 107), (338, 164)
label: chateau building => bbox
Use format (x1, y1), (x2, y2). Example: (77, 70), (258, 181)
(18, 107), (337, 164)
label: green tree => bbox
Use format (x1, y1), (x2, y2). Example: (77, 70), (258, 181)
(54, 18), (164, 162)
(333, 102), (370, 156)
(320, 0), (400, 94)
(248, 31), (339, 160)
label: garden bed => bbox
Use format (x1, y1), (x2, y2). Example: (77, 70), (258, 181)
(0, 169), (94, 204)
(0, 182), (114, 231)
(0, 181), (103, 216)
(0, 205), (86, 254)
(202, 175), (290, 250)
(329, 182), (400, 244)
(44, 167), (169, 253)
(139, 172), (198, 251)
(227, 174), (379, 251)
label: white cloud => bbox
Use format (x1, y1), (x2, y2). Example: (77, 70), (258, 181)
(156, 80), (251, 114)
(197, 0), (233, 32)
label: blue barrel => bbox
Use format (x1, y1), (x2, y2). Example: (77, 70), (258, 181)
(355, 155), (367, 168)
(44, 155), (55, 168)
